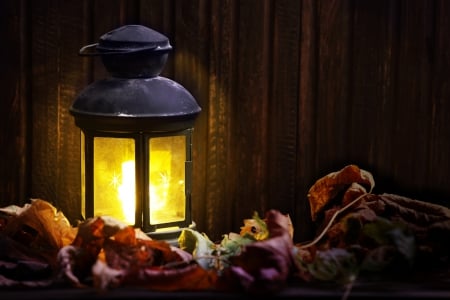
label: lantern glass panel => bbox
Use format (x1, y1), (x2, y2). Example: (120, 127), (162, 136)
(93, 136), (136, 225)
(149, 135), (186, 225)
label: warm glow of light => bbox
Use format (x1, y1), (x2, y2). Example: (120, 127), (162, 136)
(117, 150), (184, 225)
(93, 137), (135, 225)
(91, 136), (186, 228)
(149, 144), (186, 225)
(117, 161), (135, 224)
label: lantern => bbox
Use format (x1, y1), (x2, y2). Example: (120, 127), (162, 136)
(69, 25), (201, 244)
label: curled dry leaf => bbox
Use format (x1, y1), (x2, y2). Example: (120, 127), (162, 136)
(307, 165), (375, 221)
(59, 215), (218, 291)
(0, 199), (77, 252)
(342, 182), (369, 207)
(98, 225), (218, 291)
(367, 193), (450, 261)
(96, 231), (218, 291)
(0, 199), (77, 280)
(0, 199), (76, 287)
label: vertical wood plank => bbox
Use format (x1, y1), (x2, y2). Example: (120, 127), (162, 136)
(139, 0), (175, 76)
(139, 0), (174, 33)
(30, 0), (91, 223)
(227, 0), (272, 234)
(205, 0), (237, 240)
(297, 0), (319, 241)
(314, 0), (352, 172)
(90, 0), (140, 80)
(172, 0), (212, 237)
(425, 0), (450, 207)
(30, 0), (64, 205)
(269, 0), (301, 233)
(0, 0), (29, 206)
(350, 0), (399, 190)
(388, 0), (435, 199)
(54, 0), (91, 222)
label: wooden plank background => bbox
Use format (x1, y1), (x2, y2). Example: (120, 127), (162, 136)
(1, 0), (449, 243)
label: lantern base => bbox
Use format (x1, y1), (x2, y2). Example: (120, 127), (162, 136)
(146, 222), (196, 246)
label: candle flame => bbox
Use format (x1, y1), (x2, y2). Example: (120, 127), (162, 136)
(117, 160), (136, 224)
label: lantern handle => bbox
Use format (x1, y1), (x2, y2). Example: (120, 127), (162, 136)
(79, 43), (168, 56)
(79, 43), (101, 56)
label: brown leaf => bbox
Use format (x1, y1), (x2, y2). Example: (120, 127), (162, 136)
(307, 165), (375, 221)
(0, 234), (53, 280)
(95, 237), (217, 291)
(342, 182), (369, 207)
(84, 218), (214, 291)
(369, 193), (450, 260)
(103, 236), (182, 272)
(0, 199), (77, 252)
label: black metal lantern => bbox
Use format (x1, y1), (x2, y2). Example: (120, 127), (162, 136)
(70, 25), (201, 244)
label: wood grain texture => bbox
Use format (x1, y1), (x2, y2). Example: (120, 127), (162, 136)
(53, 0), (91, 222)
(29, 0), (90, 222)
(314, 0), (352, 171)
(384, 0), (437, 200)
(426, 0), (450, 207)
(268, 0), (301, 229)
(0, 0), (449, 242)
(204, 0), (237, 240)
(0, 0), (28, 207)
(230, 0), (271, 230)
(350, 0), (398, 190)
(30, 0), (62, 205)
(297, 0), (319, 240)
(172, 0), (213, 237)
(139, 0), (175, 76)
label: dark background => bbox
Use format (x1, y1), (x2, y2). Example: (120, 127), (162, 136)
(1, 0), (449, 243)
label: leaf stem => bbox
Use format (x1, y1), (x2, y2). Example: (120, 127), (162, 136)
(298, 192), (370, 249)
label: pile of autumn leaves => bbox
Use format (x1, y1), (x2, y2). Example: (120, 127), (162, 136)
(1, 164), (450, 294)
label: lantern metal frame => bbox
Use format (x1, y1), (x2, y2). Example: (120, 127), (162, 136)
(79, 127), (195, 239)
(70, 25), (200, 244)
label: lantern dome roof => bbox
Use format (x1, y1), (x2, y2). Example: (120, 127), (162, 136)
(72, 25), (200, 132)
(70, 76), (201, 132)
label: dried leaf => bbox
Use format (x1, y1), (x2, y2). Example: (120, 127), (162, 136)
(103, 237), (182, 272)
(92, 259), (124, 289)
(0, 274), (53, 288)
(305, 248), (358, 284)
(360, 245), (397, 272)
(139, 262), (218, 291)
(342, 182), (369, 207)
(307, 165), (375, 221)
(0, 199), (77, 251)
(98, 236), (217, 291)
(221, 210), (296, 294)
(178, 228), (215, 270)
(239, 212), (269, 240)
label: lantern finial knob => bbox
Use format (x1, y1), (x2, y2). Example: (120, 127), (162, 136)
(79, 24), (172, 78)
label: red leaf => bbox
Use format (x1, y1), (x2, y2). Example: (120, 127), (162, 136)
(220, 210), (296, 294)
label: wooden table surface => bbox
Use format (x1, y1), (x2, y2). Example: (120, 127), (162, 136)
(1, 277), (449, 300)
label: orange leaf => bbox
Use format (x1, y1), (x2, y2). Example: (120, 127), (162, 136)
(307, 164), (375, 221)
